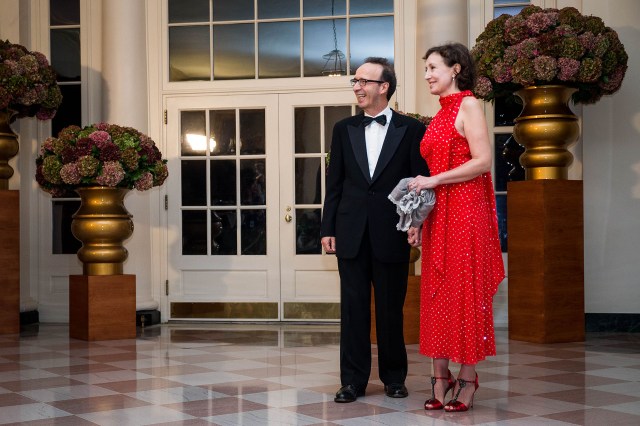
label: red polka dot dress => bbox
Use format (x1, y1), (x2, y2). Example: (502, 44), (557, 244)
(419, 90), (505, 365)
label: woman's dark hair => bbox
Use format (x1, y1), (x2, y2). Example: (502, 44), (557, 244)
(363, 57), (397, 100)
(423, 42), (476, 91)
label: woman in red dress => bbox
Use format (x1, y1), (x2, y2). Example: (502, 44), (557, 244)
(407, 43), (505, 412)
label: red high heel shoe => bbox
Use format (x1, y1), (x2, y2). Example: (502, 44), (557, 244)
(424, 369), (455, 410)
(444, 373), (479, 412)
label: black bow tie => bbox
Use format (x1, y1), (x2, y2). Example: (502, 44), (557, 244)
(362, 115), (387, 127)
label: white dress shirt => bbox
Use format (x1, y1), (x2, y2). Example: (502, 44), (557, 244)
(364, 106), (392, 177)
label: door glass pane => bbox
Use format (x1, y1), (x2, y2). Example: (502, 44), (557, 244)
(304, 0), (346, 17)
(296, 208), (322, 254)
(494, 134), (512, 192)
(304, 19), (346, 77)
(241, 210), (266, 254)
(350, 16), (394, 70)
(182, 107), (268, 258)
(51, 29), (81, 81)
(181, 111), (207, 156)
(240, 110), (266, 155)
(182, 210), (207, 255)
(213, 210), (238, 255)
(258, 0), (299, 19)
(351, 0), (393, 14)
(52, 84), (81, 137)
(210, 110), (236, 155)
(169, 0), (210, 23)
(293, 103), (351, 257)
(214, 0), (255, 21)
(324, 106), (351, 152)
(214, 24), (255, 80)
(295, 158), (321, 204)
(169, 26), (211, 82)
(51, 200), (81, 254)
(295, 107), (320, 154)
(50, 0), (79, 25)
(494, 94), (522, 126)
(211, 211), (224, 254)
(181, 160), (207, 206)
(496, 194), (507, 252)
(240, 160), (266, 206)
(210, 159), (237, 205)
(501, 134), (525, 183)
(258, 22), (300, 78)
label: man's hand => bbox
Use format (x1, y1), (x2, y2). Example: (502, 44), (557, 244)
(407, 227), (421, 247)
(321, 236), (336, 253)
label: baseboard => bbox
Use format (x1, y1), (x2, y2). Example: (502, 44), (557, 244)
(19, 310), (639, 332)
(19, 309), (159, 329)
(137, 309), (161, 327)
(585, 313), (640, 332)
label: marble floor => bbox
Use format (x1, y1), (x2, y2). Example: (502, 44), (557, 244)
(1, 323), (639, 425)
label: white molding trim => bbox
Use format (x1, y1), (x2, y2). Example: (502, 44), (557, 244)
(146, 0), (169, 320)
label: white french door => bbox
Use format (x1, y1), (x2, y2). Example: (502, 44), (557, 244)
(278, 91), (355, 321)
(165, 90), (355, 321)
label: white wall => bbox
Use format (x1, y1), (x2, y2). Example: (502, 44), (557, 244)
(582, 0), (640, 313)
(8, 0), (640, 320)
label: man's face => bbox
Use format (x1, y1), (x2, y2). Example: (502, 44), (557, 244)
(352, 62), (389, 115)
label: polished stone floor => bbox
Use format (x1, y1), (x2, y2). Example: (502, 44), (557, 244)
(1, 323), (639, 425)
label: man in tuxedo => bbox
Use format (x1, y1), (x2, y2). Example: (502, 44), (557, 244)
(321, 57), (429, 403)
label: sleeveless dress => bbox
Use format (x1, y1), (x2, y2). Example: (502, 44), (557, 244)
(419, 90), (505, 365)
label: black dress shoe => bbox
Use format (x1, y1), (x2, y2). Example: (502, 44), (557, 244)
(334, 384), (365, 403)
(384, 383), (408, 398)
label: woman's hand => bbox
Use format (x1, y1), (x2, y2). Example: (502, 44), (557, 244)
(408, 175), (439, 192)
(407, 226), (422, 247)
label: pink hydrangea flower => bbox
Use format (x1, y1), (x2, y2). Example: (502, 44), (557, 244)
(557, 58), (580, 81)
(473, 77), (493, 98)
(134, 172), (154, 191)
(95, 161), (125, 187)
(60, 163), (82, 185)
(470, 5), (628, 104)
(35, 122), (168, 194)
(89, 130), (111, 144)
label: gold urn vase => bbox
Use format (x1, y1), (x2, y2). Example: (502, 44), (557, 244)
(0, 110), (19, 190)
(513, 85), (580, 180)
(71, 187), (134, 275)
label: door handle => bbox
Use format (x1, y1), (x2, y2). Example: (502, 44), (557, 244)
(284, 206), (292, 223)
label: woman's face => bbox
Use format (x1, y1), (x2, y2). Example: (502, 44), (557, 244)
(424, 52), (458, 97)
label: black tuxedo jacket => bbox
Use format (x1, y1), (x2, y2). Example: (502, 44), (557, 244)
(321, 110), (429, 262)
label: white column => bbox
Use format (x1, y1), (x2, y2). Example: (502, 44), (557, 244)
(102, 0), (148, 130)
(415, 0), (468, 117)
(0, 0), (20, 40)
(1, 0), (36, 314)
(102, 0), (157, 312)
(0, 0), (22, 188)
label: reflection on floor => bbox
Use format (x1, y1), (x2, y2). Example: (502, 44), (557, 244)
(1, 323), (640, 425)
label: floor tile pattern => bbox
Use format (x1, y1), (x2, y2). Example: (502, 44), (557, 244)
(0, 324), (639, 425)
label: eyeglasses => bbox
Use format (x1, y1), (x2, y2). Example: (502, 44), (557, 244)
(350, 78), (386, 87)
